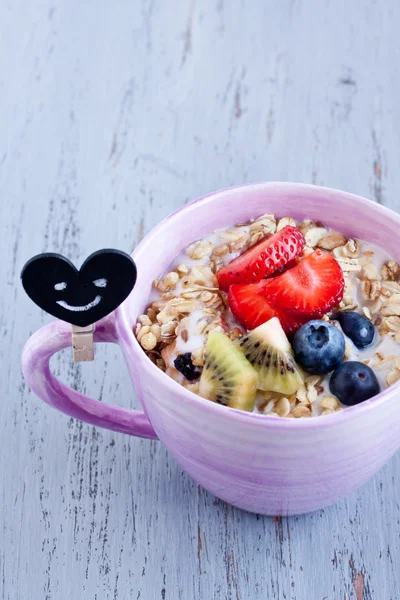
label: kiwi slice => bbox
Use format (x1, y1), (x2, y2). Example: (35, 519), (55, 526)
(199, 330), (257, 412)
(237, 317), (303, 394)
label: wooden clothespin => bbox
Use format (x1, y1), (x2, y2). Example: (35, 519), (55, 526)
(71, 324), (95, 362)
(21, 249), (137, 363)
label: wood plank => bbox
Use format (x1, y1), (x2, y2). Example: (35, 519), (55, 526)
(1, 0), (400, 598)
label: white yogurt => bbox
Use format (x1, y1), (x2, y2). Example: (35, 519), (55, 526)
(175, 309), (207, 355)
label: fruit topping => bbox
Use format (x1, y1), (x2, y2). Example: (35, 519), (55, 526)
(237, 317), (303, 394)
(174, 352), (202, 380)
(292, 320), (345, 375)
(260, 249), (345, 318)
(228, 250), (344, 334)
(216, 225), (305, 291)
(334, 311), (375, 349)
(228, 281), (280, 331)
(199, 330), (257, 411)
(329, 361), (380, 405)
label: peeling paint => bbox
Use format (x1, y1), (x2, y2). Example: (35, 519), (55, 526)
(353, 571), (365, 600)
(181, 0), (195, 66)
(371, 129), (384, 205)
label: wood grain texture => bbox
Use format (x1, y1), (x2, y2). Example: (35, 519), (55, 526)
(1, 1), (400, 598)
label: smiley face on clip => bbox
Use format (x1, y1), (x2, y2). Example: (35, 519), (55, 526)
(21, 250), (137, 327)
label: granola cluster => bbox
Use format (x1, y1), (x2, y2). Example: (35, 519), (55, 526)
(135, 262), (229, 389)
(135, 213), (400, 418)
(259, 376), (339, 418)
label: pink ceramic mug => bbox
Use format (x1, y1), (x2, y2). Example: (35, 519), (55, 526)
(22, 183), (400, 516)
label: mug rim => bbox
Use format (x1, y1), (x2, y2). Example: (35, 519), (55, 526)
(123, 181), (400, 430)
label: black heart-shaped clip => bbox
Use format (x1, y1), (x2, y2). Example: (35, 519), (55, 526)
(21, 249), (137, 361)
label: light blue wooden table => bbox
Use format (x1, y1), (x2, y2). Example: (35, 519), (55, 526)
(1, 2), (399, 598)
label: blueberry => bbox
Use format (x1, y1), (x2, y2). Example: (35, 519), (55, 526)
(174, 352), (202, 381)
(334, 311), (375, 349)
(292, 320), (345, 375)
(330, 361), (380, 406)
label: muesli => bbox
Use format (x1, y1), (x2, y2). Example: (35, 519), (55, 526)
(135, 214), (400, 417)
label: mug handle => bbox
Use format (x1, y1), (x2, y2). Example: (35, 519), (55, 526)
(21, 319), (158, 440)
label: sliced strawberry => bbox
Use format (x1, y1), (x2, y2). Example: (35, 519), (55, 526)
(228, 250), (344, 334)
(228, 282), (277, 331)
(267, 258), (299, 278)
(216, 225), (305, 291)
(262, 249), (344, 317)
(228, 282), (309, 334)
